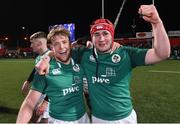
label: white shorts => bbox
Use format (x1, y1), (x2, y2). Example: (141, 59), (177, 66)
(49, 113), (90, 124)
(92, 109), (137, 124)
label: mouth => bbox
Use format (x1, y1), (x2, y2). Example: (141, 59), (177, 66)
(59, 50), (66, 54)
(55, 50), (67, 57)
(99, 43), (106, 47)
(55, 50), (70, 63)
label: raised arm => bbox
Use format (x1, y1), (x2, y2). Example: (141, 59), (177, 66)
(139, 5), (170, 64)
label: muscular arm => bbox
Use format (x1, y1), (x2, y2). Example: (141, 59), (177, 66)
(145, 21), (170, 64)
(139, 5), (170, 65)
(16, 90), (42, 123)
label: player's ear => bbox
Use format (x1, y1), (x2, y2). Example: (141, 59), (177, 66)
(70, 42), (73, 49)
(38, 41), (42, 46)
(51, 47), (55, 52)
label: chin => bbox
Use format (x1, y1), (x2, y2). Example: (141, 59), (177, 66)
(61, 59), (70, 64)
(57, 57), (70, 63)
(98, 48), (110, 53)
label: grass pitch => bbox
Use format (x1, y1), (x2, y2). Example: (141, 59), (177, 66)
(0, 59), (179, 123)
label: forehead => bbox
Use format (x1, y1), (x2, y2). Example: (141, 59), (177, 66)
(52, 34), (68, 40)
(93, 30), (110, 35)
(51, 34), (69, 43)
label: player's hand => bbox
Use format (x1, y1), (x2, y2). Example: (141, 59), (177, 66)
(21, 81), (30, 96)
(111, 42), (121, 52)
(36, 100), (48, 116)
(86, 41), (93, 48)
(35, 56), (50, 75)
(138, 5), (161, 25)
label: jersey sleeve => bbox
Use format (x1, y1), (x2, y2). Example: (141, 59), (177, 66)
(31, 73), (47, 94)
(125, 46), (148, 67)
(27, 68), (36, 83)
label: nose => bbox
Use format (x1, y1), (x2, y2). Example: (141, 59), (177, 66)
(99, 34), (105, 42)
(58, 43), (64, 49)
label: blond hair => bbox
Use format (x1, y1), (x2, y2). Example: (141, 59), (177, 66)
(47, 27), (70, 43)
(30, 31), (47, 41)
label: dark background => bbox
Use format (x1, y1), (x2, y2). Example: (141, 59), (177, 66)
(0, 0), (179, 42)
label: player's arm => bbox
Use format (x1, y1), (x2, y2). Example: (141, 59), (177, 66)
(139, 5), (170, 64)
(16, 90), (42, 123)
(27, 68), (36, 82)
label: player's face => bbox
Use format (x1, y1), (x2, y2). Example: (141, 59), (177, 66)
(51, 35), (71, 64)
(92, 30), (113, 53)
(30, 38), (42, 54)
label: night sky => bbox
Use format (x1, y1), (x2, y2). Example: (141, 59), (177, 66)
(0, 0), (180, 40)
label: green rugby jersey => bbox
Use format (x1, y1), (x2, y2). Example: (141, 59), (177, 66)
(31, 58), (86, 121)
(75, 46), (148, 120)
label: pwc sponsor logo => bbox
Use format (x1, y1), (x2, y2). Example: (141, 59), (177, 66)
(92, 76), (110, 84)
(62, 86), (79, 96)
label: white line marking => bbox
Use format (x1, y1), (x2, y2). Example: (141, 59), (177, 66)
(0, 60), (33, 63)
(149, 70), (180, 74)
